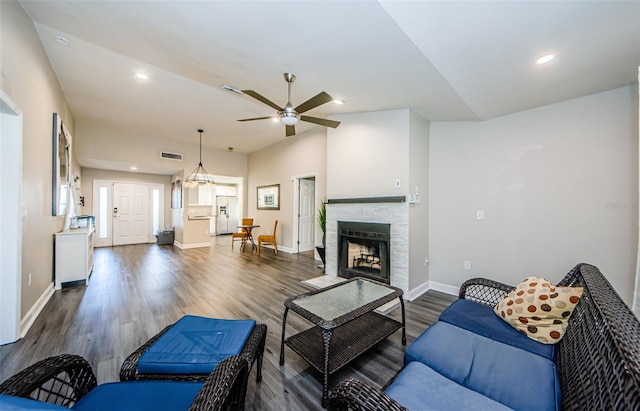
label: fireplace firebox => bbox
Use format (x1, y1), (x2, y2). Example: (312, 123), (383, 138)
(338, 221), (390, 284)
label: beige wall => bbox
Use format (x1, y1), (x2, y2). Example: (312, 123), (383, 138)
(429, 86), (639, 304)
(247, 129), (327, 251)
(1, 1), (78, 317)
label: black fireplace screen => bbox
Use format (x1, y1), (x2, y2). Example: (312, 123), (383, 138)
(337, 221), (390, 284)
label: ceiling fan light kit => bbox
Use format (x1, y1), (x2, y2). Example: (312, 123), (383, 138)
(237, 72), (341, 137)
(279, 111), (299, 126)
(184, 129), (216, 188)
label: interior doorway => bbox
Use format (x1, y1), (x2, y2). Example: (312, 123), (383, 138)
(293, 176), (316, 254)
(0, 92), (23, 344)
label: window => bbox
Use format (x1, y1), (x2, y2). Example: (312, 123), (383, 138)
(99, 187), (108, 239)
(152, 189), (160, 234)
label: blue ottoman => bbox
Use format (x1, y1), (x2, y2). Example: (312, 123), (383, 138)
(120, 315), (266, 382)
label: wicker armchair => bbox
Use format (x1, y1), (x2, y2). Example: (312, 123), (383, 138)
(0, 354), (249, 411)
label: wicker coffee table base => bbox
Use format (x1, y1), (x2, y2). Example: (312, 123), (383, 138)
(280, 285), (406, 409)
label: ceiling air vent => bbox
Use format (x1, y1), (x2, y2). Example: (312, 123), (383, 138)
(160, 151), (183, 161)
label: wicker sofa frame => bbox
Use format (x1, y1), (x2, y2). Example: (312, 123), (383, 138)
(0, 354), (250, 411)
(119, 323), (267, 383)
(329, 263), (640, 410)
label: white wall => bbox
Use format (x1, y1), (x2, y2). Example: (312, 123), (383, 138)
(327, 109), (410, 198)
(247, 129), (327, 251)
(635, 69), (640, 317)
(409, 111), (430, 290)
(0, 93), (23, 344)
(429, 86), (639, 304)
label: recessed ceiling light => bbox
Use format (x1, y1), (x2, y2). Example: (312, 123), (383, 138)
(136, 73), (149, 80)
(130, 166), (138, 170)
(332, 99), (345, 105)
(271, 117), (279, 122)
(54, 35), (70, 46)
(536, 54), (556, 65)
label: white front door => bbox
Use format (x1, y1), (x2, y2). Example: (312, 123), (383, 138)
(113, 182), (149, 246)
(298, 178), (315, 252)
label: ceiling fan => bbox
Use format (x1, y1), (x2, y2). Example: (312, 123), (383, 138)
(238, 73), (341, 137)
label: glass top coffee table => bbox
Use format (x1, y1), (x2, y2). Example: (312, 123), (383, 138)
(279, 277), (406, 407)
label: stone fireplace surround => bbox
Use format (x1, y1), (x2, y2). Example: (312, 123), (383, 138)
(325, 197), (409, 296)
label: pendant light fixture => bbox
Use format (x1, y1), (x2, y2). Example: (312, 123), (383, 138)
(184, 129), (215, 188)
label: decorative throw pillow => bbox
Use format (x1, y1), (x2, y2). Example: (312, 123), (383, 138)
(494, 276), (583, 344)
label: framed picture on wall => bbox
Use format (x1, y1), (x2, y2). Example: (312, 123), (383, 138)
(257, 184), (280, 210)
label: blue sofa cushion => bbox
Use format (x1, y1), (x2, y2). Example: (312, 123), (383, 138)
(384, 361), (512, 411)
(0, 395), (68, 410)
(405, 321), (560, 411)
(440, 299), (556, 360)
(71, 381), (203, 410)
(137, 316), (255, 374)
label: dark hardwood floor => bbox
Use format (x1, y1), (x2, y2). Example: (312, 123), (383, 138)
(0, 236), (456, 410)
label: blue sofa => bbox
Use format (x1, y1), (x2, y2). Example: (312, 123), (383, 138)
(329, 264), (640, 410)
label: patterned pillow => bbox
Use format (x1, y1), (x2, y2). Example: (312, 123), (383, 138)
(494, 276), (583, 344)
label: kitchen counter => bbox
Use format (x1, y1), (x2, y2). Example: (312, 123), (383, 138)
(188, 215), (215, 220)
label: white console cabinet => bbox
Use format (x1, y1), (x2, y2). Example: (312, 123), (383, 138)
(55, 227), (94, 289)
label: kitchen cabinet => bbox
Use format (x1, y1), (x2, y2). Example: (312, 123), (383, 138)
(55, 227), (94, 289)
(189, 186), (214, 205)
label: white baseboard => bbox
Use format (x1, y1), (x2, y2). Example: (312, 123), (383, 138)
(428, 281), (459, 297)
(20, 283), (54, 338)
(407, 280), (458, 302)
(174, 242), (211, 249)
(258, 244), (294, 254)
(407, 280), (431, 301)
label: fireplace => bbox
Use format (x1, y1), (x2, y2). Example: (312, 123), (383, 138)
(338, 221), (390, 284)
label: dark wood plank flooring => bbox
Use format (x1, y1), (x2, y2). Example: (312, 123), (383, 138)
(0, 236), (456, 410)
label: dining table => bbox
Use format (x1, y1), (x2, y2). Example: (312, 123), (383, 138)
(237, 224), (260, 251)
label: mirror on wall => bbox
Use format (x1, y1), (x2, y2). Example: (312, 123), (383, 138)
(52, 113), (71, 216)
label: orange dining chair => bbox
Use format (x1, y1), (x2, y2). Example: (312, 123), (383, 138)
(232, 218), (253, 250)
(257, 220), (278, 256)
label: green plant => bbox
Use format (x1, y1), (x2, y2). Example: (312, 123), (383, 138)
(317, 199), (326, 234)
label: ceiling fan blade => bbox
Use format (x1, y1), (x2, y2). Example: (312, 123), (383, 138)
(294, 91), (333, 114)
(242, 90), (283, 111)
(285, 125), (296, 137)
(237, 116), (273, 122)
(300, 115), (341, 128)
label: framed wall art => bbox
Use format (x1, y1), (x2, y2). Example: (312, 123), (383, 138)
(257, 184), (280, 210)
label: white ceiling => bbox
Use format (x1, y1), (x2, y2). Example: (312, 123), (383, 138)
(19, 1), (640, 171)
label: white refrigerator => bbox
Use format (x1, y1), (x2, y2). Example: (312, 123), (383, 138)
(216, 196), (239, 235)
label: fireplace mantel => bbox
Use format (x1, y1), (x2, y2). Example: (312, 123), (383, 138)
(327, 196), (406, 205)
